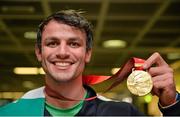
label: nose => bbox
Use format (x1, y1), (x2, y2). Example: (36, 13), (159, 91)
(55, 43), (69, 59)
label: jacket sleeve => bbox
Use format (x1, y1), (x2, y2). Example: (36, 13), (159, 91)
(159, 93), (180, 116)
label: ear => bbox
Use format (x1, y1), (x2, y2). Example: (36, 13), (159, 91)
(35, 44), (42, 62)
(85, 49), (92, 63)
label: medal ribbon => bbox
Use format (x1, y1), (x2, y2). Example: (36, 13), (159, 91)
(45, 57), (146, 101)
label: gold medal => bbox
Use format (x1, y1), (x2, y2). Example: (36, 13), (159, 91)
(127, 70), (153, 96)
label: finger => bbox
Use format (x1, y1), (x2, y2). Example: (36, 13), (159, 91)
(151, 78), (169, 96)
(143, 52), (168, 69)
(148, 66), (173, 77)
(151, 87), (161, 97)
(152, 73), (173, 83)
(152, 73), (174, 90)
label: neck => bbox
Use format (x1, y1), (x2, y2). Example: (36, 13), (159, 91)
(44, 75), (86, 108)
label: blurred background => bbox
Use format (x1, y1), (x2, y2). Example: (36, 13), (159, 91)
(0, 0), (180, 116)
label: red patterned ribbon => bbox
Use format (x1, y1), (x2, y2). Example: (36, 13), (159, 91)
(45, 57), (146, 101)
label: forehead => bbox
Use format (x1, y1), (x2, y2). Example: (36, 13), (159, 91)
(41, 20), (87, 43)
(43, 20), (85, 36)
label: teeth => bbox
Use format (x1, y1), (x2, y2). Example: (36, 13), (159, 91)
(55, 62), (71, 67)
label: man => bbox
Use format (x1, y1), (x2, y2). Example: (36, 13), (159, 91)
(0, 10), (180, 116)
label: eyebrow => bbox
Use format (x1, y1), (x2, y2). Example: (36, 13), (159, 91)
(44, 37), (84, 43)
(44, 37), (59, 41)
(68, 37), (84, 44)
(68, 37), (81, 41)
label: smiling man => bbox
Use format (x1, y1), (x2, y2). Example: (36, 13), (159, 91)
(0, 10), (180, 116)
(37, 18), (91, 111)
(38, 21), (91, 83)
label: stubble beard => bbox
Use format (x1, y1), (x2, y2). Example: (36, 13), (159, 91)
(44, 62), (85, 84)
(48, 70), (77, 83)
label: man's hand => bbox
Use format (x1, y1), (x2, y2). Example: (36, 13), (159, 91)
(143, 52), (176, 106)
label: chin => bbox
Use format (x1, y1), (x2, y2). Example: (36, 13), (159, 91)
(51, 73), (76, 83)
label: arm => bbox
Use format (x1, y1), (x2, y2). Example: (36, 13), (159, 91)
(158, 93), (180, 116)
(143, 52), (176, 106)
(143, 52), (180, 115)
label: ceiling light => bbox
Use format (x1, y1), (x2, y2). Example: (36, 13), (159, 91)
(111, 68), (120, 75)
(2, 6), (34, 13)
(170, 60), (180, 70)
(14, 67), (45, 75)
(1, 92), (12, 99)
(0, 92), (24, 99)
(14, 67), (39, 75)
(39, 68), (45, 75)
(103, 40), (127, 48)
(24, 31), (37, 39)
(167, 53), (180, 60)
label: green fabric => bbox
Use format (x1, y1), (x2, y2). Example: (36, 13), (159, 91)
(0, 98), (45, 116)
(46, 91), (87, 116)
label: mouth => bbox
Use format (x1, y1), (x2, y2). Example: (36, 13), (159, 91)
(52, 61), (74, 69)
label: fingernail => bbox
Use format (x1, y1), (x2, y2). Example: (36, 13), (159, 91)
(143, 64), (147, 69)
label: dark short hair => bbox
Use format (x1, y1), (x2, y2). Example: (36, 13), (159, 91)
(36, 9), (93, 51)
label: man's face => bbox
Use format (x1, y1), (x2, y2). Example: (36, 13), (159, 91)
(35, 20), (91, 83)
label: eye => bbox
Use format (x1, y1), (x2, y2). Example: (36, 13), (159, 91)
(69, 42), (80, 48)
(46, 41), (58, 48)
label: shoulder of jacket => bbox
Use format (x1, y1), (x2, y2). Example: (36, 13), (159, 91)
(22, 86), (45, 99)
